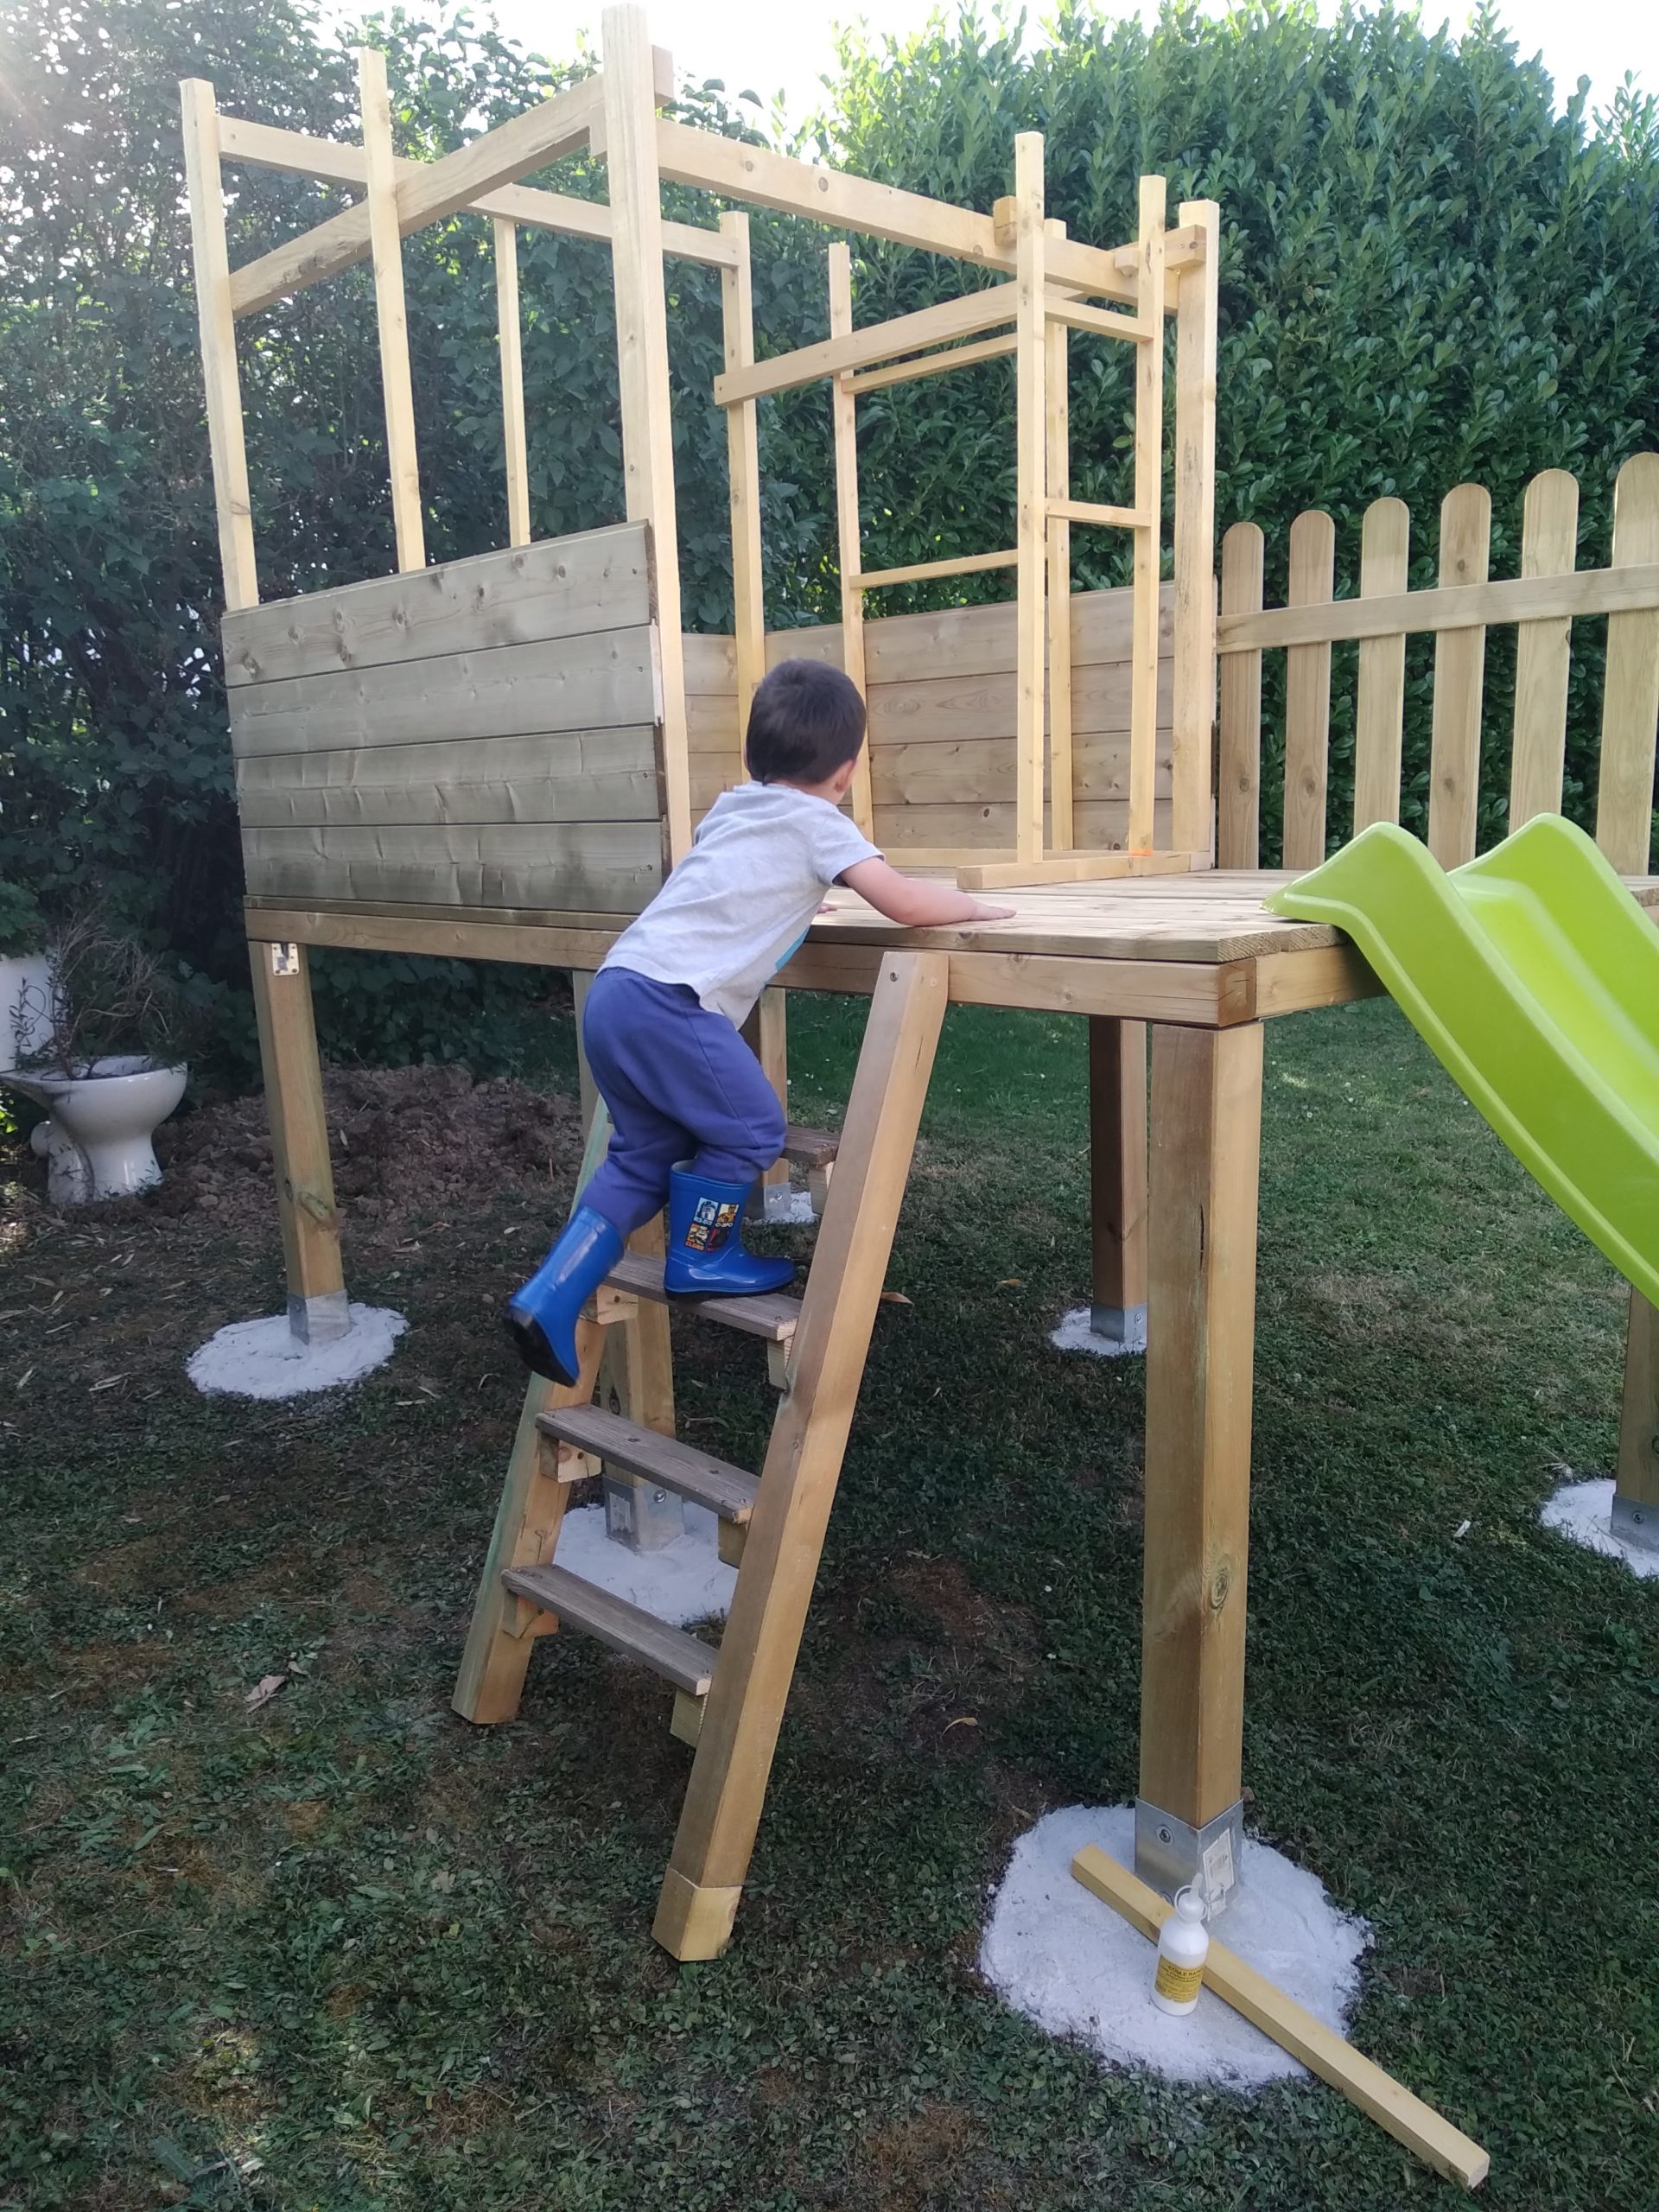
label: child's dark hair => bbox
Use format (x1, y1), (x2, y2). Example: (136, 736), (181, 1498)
(745, 658), (867, 785)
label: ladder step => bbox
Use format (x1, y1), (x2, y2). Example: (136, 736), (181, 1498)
(539, 1405), (759, 1523)
(605, 1251), (802, 1344)
(782, 1122), (839, 1171)
(500, 1563), (716, 1695)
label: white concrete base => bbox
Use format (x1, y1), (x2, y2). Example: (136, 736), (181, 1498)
(980, 1804), (1370, 2091)
(1049, 1305), (1146, 1359)
(187, 1305), (406, 1401)
(763, 1184), (817, 1225)
(554, 1501), (736, 1624)
(1540, 1475), (1659, 1580)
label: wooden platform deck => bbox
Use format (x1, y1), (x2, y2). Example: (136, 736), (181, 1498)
(245, 867), (1659, 1031)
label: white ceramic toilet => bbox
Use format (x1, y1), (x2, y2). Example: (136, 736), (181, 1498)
(12, 1056), (188, 1202)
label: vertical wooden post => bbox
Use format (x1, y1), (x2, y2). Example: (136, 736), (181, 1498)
(1127, 174), (1167, 856)
(452, 1320), (607, 1722)
(721, 211), (766, 727)
(1427, 482), (1492, 869)
(493, 216), (531, 549)
(1012, 132), (1048, 868)
(1595, 453), (1659, 874)
(179, 79), (257, 612)
(572, 971), (682, 1551)
(248, 938), (349, 1344)
(1613, 1291), (1659, 1554)
(1088, 1018), (1147, 1351)
(602, 4), (692, 865)
(1509, 467), (1580, 829)
(1217, 523), (1263, 869)
(1171, 199), (1220, 864)
(1137, 1019), (1262, 1914)
(742, 989), (791, 1205)
(828, 245), (876, 841)
(358, 47), (425, 573)
(654, 952), (949, 1960)
(1281, 509), (1336, 869)
(1045, 218), (1074, 856)
(1351, 497), (1412, 834)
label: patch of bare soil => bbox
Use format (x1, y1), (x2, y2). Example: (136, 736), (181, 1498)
(141, 1065), (584, 1242)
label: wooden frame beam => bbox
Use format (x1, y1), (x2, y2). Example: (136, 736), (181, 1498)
(493, 217), (531, 548)
(845, 330), (1015, 394)
(228, 73), (607, 316)
(1127, 174), (1167, 856)
(720, 210), (766, 726)
(180, 79), (258, 611)
(1170, 199), (1220, 861)
(1011, 132), (1047, 868)
(827, 244), (875, 839)
(359, 46), (425, 573)
(715, 284), (1018, 407)
(602, 3), (691, 864)
(855, 547), (1017, 592)
(216, 112), (738, 272)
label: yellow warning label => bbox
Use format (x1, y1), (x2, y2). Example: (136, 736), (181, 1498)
(1154, 1958), (1204, 2004)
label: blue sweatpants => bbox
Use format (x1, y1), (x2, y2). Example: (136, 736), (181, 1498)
(579, 967), (785, 1236)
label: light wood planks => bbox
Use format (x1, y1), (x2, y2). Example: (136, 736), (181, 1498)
(500, 1563), (718, 1694)
(1427, 483), (1492, 868)
(358, 47), (425, 573)
(180, 79), (258, 611)
(492, 217), (531, 549)
(223, 521), (651, 686)
(828, 244), (874, 839)
(234, 726), (659, 827)
(1217, 523), (1263, 868)
(215, 111), (737, 270)
(247, 939), (345, 1310)
(715, 283), (1018, 408)
(1281, 509), (1336, 868)
(228, 74), (604, 318)
(847, 331), (1016, 394)
(1089, 1018), (1148, 1323)
(857, 548), (1019, 592)
(1351, 497), (1412, 833)
(602, 3), (691, 865)
(1141, 1019), (1262, 1829)
(1508, 468), (1579, 827)
(655, 951), (950, 1960)
(1171, 198), (1220, 861)
(1070, 1847), (1490, 2190)
(721, 212), (766, 731)
(1616, 1291), (1659, 1522)
(1596, 453), (1659, 874)
(1012, 133), (1048, 867)
(1221, 552), (1659, 652)
(1128, 175), (1166, 855)
(1046, 217), (1075, 854)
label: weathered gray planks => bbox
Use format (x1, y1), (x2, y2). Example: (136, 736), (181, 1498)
(240, 820), (664, 912)
(228, 630), (660, 760)
(222, 521), (652, 687)
(235, 727), (662, 829)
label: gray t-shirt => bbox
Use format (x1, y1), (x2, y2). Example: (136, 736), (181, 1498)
(601, 781), (881, 1027)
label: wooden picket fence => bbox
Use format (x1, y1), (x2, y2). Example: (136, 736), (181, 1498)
(1215, 453), (1659, 876)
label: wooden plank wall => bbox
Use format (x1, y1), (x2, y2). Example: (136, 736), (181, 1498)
(226, 520), (666, 913)
(1217, 454), (1659, 874)
(686, 580), (1176, 854)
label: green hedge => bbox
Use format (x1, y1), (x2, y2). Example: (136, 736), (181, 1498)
(2, 0), (1655, 1077)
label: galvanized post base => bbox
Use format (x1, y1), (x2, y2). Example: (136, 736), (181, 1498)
(1135, 1796), (1243, 1917)
(1610, 1489), (1659, 1554)
(288, 1288), (352, 1346)
(604, 1471), (686, 1553)
(1090, 1301), (1147, 1354)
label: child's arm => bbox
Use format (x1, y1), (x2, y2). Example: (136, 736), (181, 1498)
(836, 857), (1015, 926)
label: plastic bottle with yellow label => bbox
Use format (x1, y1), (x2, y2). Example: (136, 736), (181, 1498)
(1151, 1885), (1209, 2016)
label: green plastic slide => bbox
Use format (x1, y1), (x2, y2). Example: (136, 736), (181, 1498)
(1265, 814), (1659, 1309)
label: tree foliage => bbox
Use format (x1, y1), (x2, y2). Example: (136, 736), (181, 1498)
(2, 0), (1656, 1071)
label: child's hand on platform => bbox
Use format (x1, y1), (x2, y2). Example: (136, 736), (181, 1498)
(969, 902), (1017, 921)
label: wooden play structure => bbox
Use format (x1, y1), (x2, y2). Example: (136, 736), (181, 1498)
(181, 5), (1659, 1967)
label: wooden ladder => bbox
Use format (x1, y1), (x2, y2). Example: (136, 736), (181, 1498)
(452, 950), (948, 1959)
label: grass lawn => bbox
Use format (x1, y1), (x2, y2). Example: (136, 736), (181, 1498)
(3, 992), (1656, 2210)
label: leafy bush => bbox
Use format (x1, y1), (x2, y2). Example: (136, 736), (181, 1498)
(0, 880), (46, 957)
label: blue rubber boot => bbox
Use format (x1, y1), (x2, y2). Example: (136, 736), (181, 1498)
(664, 1166), (796, 1297)
(504, 1205), (624, 1382)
